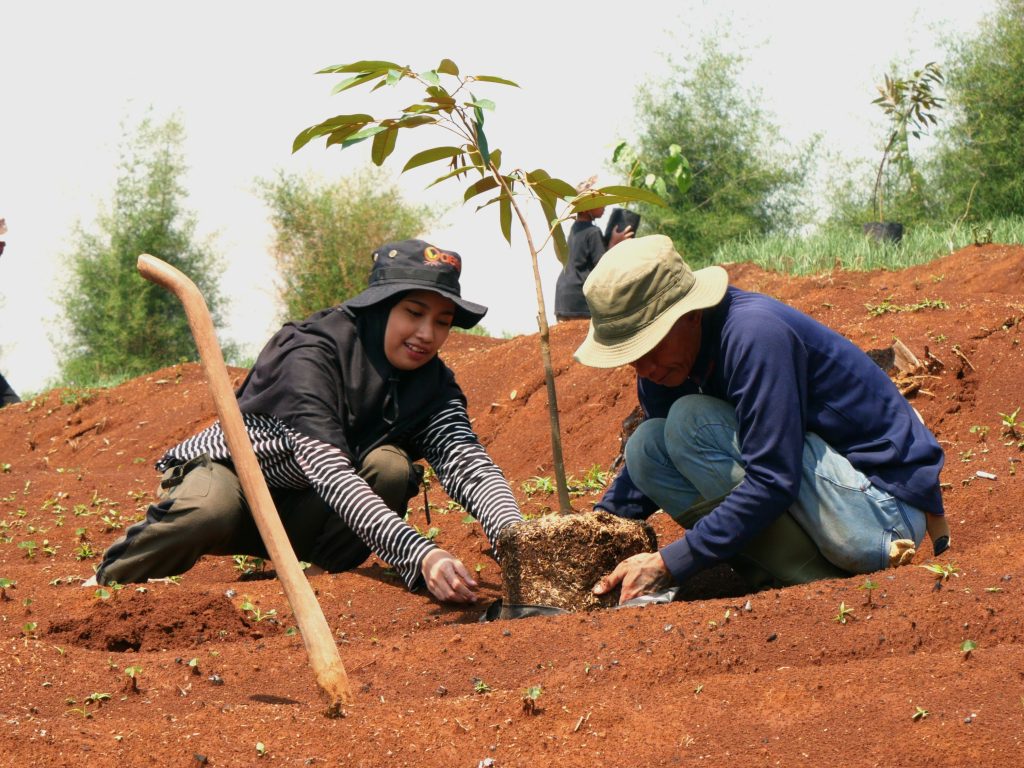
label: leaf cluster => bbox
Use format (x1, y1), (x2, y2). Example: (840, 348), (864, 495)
(294, 59), (662, 263)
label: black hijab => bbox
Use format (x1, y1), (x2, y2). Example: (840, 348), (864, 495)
(235, 299), (463, 464)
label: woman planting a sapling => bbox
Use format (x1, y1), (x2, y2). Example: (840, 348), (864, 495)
(87, 240), (523, 602)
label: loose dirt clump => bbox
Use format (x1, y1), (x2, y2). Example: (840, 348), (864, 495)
(2, 243), (1024, 766)
(497, 511), (657, 611)
(47, 590), (269, 652)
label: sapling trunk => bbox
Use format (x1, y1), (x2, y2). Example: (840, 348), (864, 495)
(498, 170), (573, 515)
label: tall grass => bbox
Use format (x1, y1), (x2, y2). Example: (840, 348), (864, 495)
(708, 216), (1024, 275)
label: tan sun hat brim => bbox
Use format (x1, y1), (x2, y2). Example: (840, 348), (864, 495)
(573, 258), (728, 368)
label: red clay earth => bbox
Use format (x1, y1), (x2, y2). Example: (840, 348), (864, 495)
(1, 243), (1023, 767)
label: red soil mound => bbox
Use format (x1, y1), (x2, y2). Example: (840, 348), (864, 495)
(1, 243), (1022, 766)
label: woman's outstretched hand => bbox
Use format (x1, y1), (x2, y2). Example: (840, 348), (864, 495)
(421, 548), (479, 603)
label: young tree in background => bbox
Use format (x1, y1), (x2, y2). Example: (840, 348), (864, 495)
(929, 0), (1024, 221)
(58, 115), (229, 385)
(258, 168), (432, 322)
(619, 37), (813, 265)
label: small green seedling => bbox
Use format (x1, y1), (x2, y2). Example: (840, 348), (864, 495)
(473, 678), (492, 694)
(474, 562), (486, 576)
(74, 542), (97, 560)
(859, 578), (879, 606)
(22, 621), (38, 638)
(834, 602), (854, 624)
(255, 742), (268, 758)
(86, 692), (111, 706)
(0, 577), (15, 600)
(912, 706), (929, 721)
(187, 657), (201, 675)
(95, 588), (112, 601)
(18, 540), (38, 559)
(1, 462), (11, 473)
(999, 406), (1021, 439)
(521, 685), (543, 715)
(920, 562), (961, 582)
(240, 597), (277, 623)
(124, 665), (143, 693)
(961, 639), (977, 659)
(232, 554), (266, 576)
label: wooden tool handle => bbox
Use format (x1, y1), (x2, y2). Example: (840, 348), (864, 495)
(137, 254), (353, 712)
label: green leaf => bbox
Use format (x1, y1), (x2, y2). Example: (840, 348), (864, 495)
(427, 164), (477, 188)
(474, 112), (490, 166)
(425, 95), (457, 111)
(403, 103), (443, 115)
(463, 176), (500, 203)
(466, 98), (496, 111)
(402, 146), (464, 172)
(331, 71), (384, 95)
(499, 195), (513, 244)
(292, 114), (374, 152)
(489, 148), (502, 170)
(471, 74), (520, 87)
(339, 124), (388, 149)
(317, 60), (404, 75)
(596, 185), (668, 207)
(437, 58), (459, 76)
(371, 127), (398, 166)
(323, 123), (374, 148)
(527, 172), (577, 199)
(420, 70), (441, 86)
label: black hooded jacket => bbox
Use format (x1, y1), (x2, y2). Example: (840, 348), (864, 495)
(236, 302), (464, 465)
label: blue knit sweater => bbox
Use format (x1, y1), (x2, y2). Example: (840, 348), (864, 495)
(596, 287), (945, 583)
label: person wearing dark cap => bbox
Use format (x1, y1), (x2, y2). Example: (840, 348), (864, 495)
(576, 235), (948, 602)
(553, 177), (633, 321)
(88, 240), (523, 602)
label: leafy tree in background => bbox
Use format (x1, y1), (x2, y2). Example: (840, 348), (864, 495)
(58, 115), (229, 385)
(929, 0), (1024, 221)
(258, 168), (432, 322)
(617, 37), (814, 265)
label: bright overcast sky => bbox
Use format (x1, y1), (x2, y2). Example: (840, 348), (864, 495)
(0, 0), (995, 394)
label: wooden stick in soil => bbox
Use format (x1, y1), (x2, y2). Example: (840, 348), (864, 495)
(136, 253), (354, 715)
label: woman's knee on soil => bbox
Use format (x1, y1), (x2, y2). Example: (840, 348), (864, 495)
(359, 445), (417, 513)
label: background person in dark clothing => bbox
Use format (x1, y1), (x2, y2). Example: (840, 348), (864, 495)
(553, 178), (633, 320)
(0, 372), (18, 407)
(0, 218), (19, 408)
(575, 235), (948, 603)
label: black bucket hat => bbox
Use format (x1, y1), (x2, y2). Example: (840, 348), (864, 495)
(344, 239), (488, 328)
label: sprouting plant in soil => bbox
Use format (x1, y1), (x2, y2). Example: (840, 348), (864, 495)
(240, 596), (277, 623)
(232, 554), (266, 576)
(912, 706), (930, 721)
(473, 677), (492, 694)
(255, 742), (268, 758)
(961, 639), (977, 659)
(999, 406), (1021, 441)
(834, 602), (854, 624)
(294, 58), (661, 513)
(521, 684), (543, 715)
(920, 562), (961, 585)
(0, 577), (15, 600)
(859, 578), (879, 606)
(124, 665), (143, 693)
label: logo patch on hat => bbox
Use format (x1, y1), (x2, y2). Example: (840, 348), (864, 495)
(423, 245), (462, 272)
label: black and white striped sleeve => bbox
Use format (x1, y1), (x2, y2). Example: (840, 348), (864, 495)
(414, 399), (523, 552)
(284, 425), (436, 589)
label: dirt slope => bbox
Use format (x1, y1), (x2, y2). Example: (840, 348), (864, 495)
(1, 243), (1022, 767)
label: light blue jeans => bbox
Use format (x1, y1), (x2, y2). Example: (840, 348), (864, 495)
(626, 395), (927, 585)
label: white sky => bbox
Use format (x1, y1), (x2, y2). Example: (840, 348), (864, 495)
(0, 0), (995, 394)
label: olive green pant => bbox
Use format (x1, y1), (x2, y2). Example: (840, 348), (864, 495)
(673, 495), (849, 591)
(95, 446), (418, 585)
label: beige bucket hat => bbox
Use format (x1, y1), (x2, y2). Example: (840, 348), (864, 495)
(574, 234), (728, 368)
